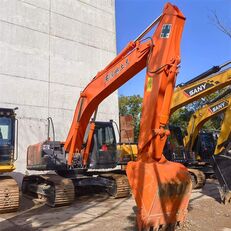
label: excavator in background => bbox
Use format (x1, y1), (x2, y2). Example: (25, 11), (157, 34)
(23, 3), (191, 230)
(0, 108), (19, 213)
(167, 62), (231, 188)
(179, 93), (231, 189)
(184, 93), (231, 158)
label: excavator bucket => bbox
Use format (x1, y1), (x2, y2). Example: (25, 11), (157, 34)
(126, 156), (192, 230)
(212, 150), (231, 204)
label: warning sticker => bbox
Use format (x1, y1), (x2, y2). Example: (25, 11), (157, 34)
(147, 77), (152, 92)
(160, 24), (172, 38)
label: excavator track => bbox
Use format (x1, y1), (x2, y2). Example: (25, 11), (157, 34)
(188, 168), (206, 189)
(0, 176), (19, 213)
(22, 174), (74, 207)
(100, 173), (130, 198)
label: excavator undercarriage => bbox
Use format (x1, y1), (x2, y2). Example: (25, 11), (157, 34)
(22, 172), (130, 207)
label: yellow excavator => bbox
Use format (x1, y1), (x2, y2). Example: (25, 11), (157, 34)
(184, 93), (231, 157)
(214, 104), (231, 155)
(163, 61), (231, 188)
(179, 91), (231, 187)
(0, 108), (19, 213)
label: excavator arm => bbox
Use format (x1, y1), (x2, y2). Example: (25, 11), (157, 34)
(214, 105), (231, 155)
(125, 4), (192, 230)
(64, 3), (186, 168)
(64, 39), (152, 165)
(184, 95), (231, 152)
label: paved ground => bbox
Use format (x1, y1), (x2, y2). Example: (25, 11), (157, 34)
(0, 179), (231, 231)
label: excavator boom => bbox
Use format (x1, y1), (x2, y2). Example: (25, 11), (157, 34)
(126, 3), (191, 230)
(171, 65), (231, 114)
(215, 105), (231, 155)
(184, 95), (231, 151)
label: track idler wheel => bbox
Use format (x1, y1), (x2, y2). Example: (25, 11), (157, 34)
(126, 156), (192, 231)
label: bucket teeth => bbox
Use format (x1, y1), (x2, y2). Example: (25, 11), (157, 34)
(126, 159), (192, 230)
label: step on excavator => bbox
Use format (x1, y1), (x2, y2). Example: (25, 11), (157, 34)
(0, 108), (19, 213)
(22, 3), (192, 230)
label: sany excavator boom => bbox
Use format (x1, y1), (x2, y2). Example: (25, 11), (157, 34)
(166, 62), (231, 189)
(184, 94), (231, 153)
(186, 93), (231, 204)
(214, 104), (231, 155)
(171, 61), (231, 114)
(23, 3), (191, 230)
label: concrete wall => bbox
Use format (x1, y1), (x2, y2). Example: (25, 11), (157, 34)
(0, 0), (118, 183)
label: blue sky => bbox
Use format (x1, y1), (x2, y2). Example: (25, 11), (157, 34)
(115, 0), (231, 96)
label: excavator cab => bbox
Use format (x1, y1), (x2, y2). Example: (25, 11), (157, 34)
(88, 121), (118, 169)
(192, 132), (216, 161)
(0, 108), (17, 171)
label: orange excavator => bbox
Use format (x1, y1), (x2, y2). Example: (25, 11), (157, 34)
(22, 3), (191, 230)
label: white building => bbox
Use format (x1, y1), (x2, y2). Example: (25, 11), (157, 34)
(0, 0), (118, 183)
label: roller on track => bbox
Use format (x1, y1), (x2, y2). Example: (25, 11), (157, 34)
(101, 173), (130, 198)
(22, 174), (75, 207)
(188, 169), (206, 189)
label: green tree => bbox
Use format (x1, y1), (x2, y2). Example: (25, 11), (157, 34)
(119, 95), (142, 142)
(169, 107), (193, 132)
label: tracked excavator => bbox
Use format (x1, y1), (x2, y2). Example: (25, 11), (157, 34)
(167, 62), (231, 188)
(184, 93), (231, 156)
(181, 93), (231, 188)
(22, 3), (192, 230)
(0, 108), (19, 213)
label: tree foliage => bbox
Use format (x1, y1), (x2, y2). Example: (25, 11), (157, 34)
(171, 88), (229, 133)
(119, 95), (142, 141)
(209, 10), (231, 39)
(119, 89), (227, 141)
